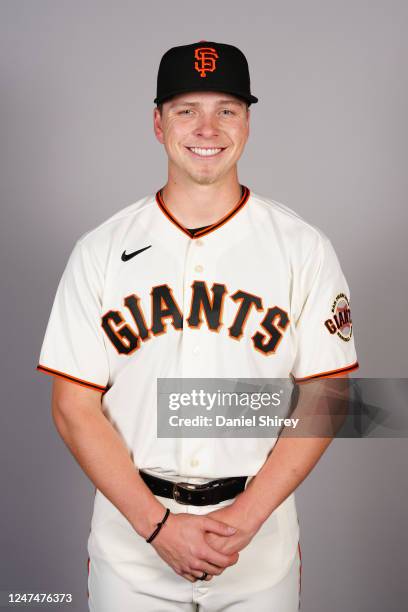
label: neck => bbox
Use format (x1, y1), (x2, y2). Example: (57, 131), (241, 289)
(161, 171), (243, 228)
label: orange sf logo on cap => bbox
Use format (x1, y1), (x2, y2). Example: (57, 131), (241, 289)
(194, 47), (219, 78)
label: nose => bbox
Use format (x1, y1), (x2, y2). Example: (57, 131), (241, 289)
(194, 112), (219, 139)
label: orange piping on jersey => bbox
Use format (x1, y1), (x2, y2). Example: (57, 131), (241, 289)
(36, 364), (107, 393)
(293, 361), (359, 383)
(195, 186), (250, 237)
(156, 190), (192, 238)
(155, 185), (250, 239)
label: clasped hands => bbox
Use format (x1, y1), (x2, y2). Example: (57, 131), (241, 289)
(150, 502), (261, 583)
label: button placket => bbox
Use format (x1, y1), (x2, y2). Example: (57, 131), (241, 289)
(179, 239), (207, 473)
(181, 238), (209, 375)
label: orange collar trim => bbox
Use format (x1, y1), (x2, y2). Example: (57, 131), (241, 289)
(155, 185), (250, 239)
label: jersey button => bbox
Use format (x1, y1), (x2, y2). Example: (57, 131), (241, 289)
(190, 459), (200, 468)
(196, 239), (204, 247)
(192, 345), (200, 355)
(194, 264), (203, 273)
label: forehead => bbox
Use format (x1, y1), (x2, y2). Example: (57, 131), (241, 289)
(166, 91), (246, 108)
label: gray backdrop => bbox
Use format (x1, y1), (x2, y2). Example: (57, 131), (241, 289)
(1, 0), (407, 610)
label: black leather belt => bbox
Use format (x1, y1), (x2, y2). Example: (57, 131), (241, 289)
(139, 470), (249, 506)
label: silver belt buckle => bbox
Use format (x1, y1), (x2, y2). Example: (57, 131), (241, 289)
(172, 481), (197, 504)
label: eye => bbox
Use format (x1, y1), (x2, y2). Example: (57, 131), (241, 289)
(221, 108), (235, 116)
(178, 109), (193, 115)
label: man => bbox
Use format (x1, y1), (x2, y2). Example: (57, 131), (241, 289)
(36, 41), (359, 611)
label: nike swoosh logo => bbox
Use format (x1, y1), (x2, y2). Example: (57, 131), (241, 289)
(121, 245), (152, 261)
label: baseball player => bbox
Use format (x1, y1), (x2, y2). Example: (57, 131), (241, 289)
(36, 41), (359, 611)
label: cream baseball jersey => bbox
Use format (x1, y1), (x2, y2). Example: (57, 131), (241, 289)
(37, 186), (358, 575)
(37, 185), (358, 475)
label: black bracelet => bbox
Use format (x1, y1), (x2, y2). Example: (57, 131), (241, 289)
(146, 507), (171, 543)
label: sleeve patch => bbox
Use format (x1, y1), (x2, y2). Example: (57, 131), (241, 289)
(324, 293), (353, 342)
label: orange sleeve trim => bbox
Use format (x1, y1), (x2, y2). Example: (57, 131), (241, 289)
(36, 364), (108, 393)
(293, 361), (359, 383)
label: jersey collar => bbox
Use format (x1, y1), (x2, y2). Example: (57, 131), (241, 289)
(155, 185), (250, 239)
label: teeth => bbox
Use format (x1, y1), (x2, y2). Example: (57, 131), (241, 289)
(189, 147), (223, 156)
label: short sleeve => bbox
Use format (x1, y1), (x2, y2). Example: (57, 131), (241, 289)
(290, 233), (359, 382)
(36, 238), (110, 393)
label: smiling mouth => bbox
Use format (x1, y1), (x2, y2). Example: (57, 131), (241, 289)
(186, 146), (226, 158)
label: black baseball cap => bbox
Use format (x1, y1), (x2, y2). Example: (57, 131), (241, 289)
(154, 41), (258, 107)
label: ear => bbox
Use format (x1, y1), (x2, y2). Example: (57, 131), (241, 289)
(153, 107), (165, 144)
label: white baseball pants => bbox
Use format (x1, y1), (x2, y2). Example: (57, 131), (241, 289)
(87, 476), (302, 611)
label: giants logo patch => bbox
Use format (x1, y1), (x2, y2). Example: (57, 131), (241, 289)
(324, 293), (353, 341)
(194, 47), (218, 78)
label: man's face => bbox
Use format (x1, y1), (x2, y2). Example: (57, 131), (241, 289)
(153, 91), (250, 186)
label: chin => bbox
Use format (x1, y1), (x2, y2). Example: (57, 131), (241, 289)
(187, 167), (227, 186)
(190, 174), (220, 186)
(194, 174), (216, 184)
